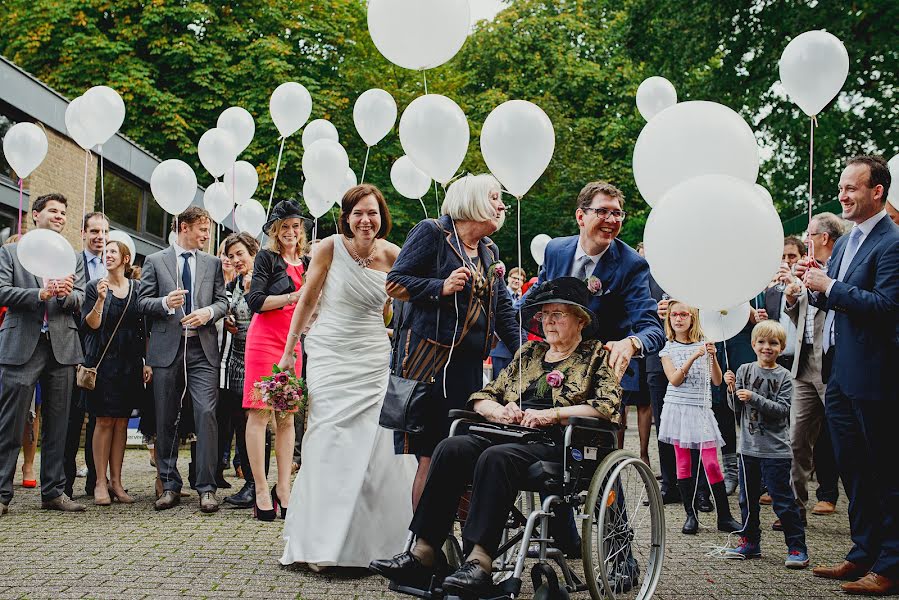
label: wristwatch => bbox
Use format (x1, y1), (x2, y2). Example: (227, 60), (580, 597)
(628, 336), (642, 354)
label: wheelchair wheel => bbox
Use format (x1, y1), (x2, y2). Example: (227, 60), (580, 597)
(581, 450), (665, 600)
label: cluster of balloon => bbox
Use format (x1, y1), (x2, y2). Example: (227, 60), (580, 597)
(779, 30), (849, 253)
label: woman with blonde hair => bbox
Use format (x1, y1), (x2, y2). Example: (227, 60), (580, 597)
(81, 240), (149, 505)
(243, 199), (308, 520)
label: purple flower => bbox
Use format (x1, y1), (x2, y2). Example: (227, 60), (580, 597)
(586, 276), (602, 295)
(276, 372), (289, 384)
(546, 370), (564, 388)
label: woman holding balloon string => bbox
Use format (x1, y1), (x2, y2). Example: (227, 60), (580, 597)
(385, 174), (525, 509)
(277, 184), (416, 570)
(243, 199), (308, 521)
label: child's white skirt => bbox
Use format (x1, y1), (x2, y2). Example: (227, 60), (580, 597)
(657, 402), (724, 450)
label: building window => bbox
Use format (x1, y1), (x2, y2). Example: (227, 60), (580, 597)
(0, 113), (17, 183)
(96, 165), (170, 242)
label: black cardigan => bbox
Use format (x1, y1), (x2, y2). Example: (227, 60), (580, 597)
(245, 249), (307, 314)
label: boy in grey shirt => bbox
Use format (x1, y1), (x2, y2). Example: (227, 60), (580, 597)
(723, 320), (809, 569)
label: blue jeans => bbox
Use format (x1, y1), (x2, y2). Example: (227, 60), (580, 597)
(738, 454), (807, 553)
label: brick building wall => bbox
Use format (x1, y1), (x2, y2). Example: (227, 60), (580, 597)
(21, 125), (97, 248)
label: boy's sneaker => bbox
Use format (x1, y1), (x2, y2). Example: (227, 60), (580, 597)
(785, 549), (810, 569)
(724, 537), (761, 560)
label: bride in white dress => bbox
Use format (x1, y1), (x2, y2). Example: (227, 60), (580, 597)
(277, 185), (417, 570)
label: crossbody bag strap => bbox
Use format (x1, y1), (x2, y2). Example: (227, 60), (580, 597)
(94, 280), (134, 370)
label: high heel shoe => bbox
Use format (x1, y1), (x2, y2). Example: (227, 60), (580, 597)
(272, 486), (287, 520)
(109, 486), (135, 504)
(253, 489), (276, 522)
(94, 485), (112, 506)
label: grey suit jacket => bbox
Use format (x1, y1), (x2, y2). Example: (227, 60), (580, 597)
(0, 242), (85, 366)
(784, 292), (825, 385)
(138, 246), (228, 368)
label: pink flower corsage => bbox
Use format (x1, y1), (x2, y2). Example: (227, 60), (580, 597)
(546, 370), (565, 388)
(488, 260), (506, 282)
(586, 276), (602, 295)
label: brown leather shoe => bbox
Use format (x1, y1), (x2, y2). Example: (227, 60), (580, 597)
(813, 561), (869, 580)
(841, 572), (899, 595)
(199, 491), (219, 514)
(41, 494), (86, 512)
(811, 500), (836, 515)
(1, 502), (7, 516)
(154, 490), (181, 511)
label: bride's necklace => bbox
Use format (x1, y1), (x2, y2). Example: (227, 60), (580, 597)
(349, 238), (377, 268)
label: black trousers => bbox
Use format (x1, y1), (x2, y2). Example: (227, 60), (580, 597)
(64, 392), (96, 497)
(410, 434), (561, 557)
(647, 369), (676, 494)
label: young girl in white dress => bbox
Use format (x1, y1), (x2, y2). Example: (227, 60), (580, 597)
(657, 300), (742, 536)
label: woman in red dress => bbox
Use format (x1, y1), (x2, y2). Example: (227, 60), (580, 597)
(243, 200), (307, 521)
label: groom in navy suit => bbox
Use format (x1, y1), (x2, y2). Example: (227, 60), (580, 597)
(532, 181), (665, 381)
(528, 181), (665, 555)
(797, 155), (899, 595)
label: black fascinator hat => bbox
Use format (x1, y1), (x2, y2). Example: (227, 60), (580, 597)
(519, 277), (600, 339)
(263, 199), (309, 234)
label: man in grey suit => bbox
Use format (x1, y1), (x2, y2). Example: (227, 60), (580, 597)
(784, 212), (844, 521)
(139, 206), (228, 513)
(0, 193), (85, 514)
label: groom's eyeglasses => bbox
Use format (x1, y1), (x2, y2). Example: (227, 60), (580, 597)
(582, 207), (627, 222)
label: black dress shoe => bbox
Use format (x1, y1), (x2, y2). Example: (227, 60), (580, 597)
(224, 482), (255, 508)
(442, 560), (493, 596)
(369, 551), (446, 589)
(215, 472), (232, 489)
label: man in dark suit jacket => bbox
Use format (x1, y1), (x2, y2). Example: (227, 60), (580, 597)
(138, 206), (228, 513)
(0, 193), (86, 513)
(797, 156), (899, 594)
(63, 212), (109, 498)
(761, 236), (806, 372)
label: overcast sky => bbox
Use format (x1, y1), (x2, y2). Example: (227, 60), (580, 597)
(469, 0), (506, 26)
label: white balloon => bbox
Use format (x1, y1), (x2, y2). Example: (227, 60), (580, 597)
(108, 230), (136, 259)
(203, 182), (234, 224)
(755, 184), (774, 204)
(644, 174), (783, 311)
(339, 168), (357, 199)
(887, 155), (899, 210)
(636, 76), (677, 121)
(2, 123), (48, 180)
(16, 229), (76, 280)
(234, 199), (266, 236)
(779, 30), (850, 117)
(217, 107), (255, 155)
(530, 234), (552, 267)
(633, 100), (760, 207)
(353, 89), (398, 147)
(65, 97), (96, 150)
(481, 100), (555, 198)
(303, 179), (335, 219)
(699, 303), (752, 343)
(168, 231), (177, 247)
(197, 128), (237, 179)
(399, 94), (469, 184)
(79, 86), (126, 147)
(302, 119), (339, 150)
(151, 159), (198, 216)
(302, 139), (349, 199)
(270, 82), (313, 138)
(391, 155), (431, 199)
(367, 0), (470, 71)
(223, 161), (259, 206)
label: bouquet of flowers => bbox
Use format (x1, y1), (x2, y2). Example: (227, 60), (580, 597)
(253, 364), (307, 416)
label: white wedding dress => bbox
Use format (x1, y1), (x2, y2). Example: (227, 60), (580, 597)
(280, 236), (417, 568)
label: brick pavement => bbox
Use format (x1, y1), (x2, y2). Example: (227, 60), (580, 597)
(0, 415), (853, 599)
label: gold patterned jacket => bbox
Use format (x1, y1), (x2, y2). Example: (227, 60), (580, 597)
(468, 339), (622, 424)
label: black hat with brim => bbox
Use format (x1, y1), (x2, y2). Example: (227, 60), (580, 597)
(519, 277), (600, 339)
(263, 199), (311, 234)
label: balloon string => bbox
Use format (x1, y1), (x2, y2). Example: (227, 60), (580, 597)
(100, 148), (107, 262)
(418, 197), (428, 220)
(808, 115), (817, 227)
(361, 146), (371, 184)
(17, 178), (22, 235)
(516, 196), (523, 404)
(80, 150), (90, 252)
(434, 181), (440, 214)
(423, 71), (428, 95)
(266, 137), (287, 220)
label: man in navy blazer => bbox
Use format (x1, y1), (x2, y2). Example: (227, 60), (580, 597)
(531, 181), (665, 380)
(796, 156), (899, 594)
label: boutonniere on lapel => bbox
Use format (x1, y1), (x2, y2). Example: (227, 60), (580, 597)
(585, 275), (603, 296)
(537, 369), (565, 397)
(487, 260), (506, 283)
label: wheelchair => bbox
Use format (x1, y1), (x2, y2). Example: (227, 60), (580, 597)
(389, 409), (665, 600)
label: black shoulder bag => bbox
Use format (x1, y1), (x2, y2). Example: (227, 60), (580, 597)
(379, 220), (444, 434)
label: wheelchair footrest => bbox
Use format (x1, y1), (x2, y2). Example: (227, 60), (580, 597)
(388, 581), (437, 599)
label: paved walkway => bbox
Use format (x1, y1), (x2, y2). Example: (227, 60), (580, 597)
(0, 414), (855, 599)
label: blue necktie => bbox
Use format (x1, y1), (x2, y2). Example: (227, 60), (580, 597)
(823, 227), (863, 352)
(89, 256), (99, 280)
(181, 252), (193, 314)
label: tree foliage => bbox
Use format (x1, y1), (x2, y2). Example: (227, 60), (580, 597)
(1, 0), (895, 273)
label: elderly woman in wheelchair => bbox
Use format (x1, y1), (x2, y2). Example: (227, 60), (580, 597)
(371, 278), (664, 599)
